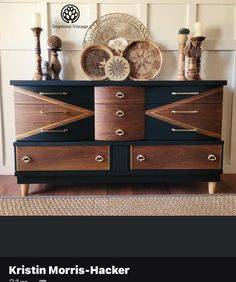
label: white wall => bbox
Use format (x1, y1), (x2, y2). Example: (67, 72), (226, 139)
(0, 0), (236, 174)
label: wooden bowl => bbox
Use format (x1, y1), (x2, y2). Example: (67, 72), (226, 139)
(123, 40), (163, 80)
(80, 44), (114, 80)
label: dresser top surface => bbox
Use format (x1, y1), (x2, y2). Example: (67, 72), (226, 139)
(10, 80), (227, 87)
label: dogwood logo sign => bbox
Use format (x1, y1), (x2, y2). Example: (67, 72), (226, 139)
(61, 4), (80, 23)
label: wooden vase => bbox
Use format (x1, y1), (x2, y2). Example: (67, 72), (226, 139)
(177, 34), (188, 80)
(49, 49), (61, 80)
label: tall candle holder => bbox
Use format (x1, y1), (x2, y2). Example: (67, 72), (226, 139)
(195, 36), (206, 80)
(177, 28), (190, 80)
(31, 27), (43, 80)
(184, 36), (205, 80)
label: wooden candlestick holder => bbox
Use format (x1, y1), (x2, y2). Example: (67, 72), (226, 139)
(31, 27), (43, 80)
(184, 36), (206, 80)
(49, 48), (61, 80)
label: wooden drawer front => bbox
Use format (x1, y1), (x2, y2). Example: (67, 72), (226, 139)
(95, 86), (145, 104)
(16, 146), (110, 171)
(146, 103), (222, 139)
(15, 104), (84, 124)
(95, 122), (144, 141)
(131, 145), (222, 170)
(146, 86), (223, 104)
(95, 104), (144, 122)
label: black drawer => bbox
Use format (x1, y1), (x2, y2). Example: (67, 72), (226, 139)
(145, 117), (217, 141)
(18, 117), (94, 142)
(145, 86), (222, 104)
(18, 86), (94, 109)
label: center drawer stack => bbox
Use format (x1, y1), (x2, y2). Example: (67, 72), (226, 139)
(95, 86), (145, 141)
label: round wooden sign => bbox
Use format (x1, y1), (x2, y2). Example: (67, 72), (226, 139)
(105, 56), (130, 81)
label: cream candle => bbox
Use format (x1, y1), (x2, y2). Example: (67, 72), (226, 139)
(194, 22), (204, 37)
(32, 12), (41, 28)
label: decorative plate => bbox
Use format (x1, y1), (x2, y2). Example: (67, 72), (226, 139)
(123, 40), (163, 80)
(80, 44), (113, 80)
(82, 13), (150, 53)
(105, 56), (130, 81)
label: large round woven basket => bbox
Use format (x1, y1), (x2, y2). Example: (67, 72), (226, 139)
(123, 39), (163, 80)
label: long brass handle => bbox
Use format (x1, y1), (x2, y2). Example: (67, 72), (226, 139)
(40, 110), (68, 114)
(172, 110), (198, 114)
(172, 92), (199, 95)
(95, 155), (104, 162)
(116, 110), (125, 117)
(208, 154), (217, 162)
(116, 91), (125, 99)
(22, 155), (31, 163)
(171, 128), (198, 132)
(41, 129), (69, 133)
(39, 92), (68, 96)
(115, 129), (125, 136)
(137, 154), (146, 162)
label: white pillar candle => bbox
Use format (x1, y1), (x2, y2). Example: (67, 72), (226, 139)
(194, 22), (204, 37)
(32, 12), (41, 28)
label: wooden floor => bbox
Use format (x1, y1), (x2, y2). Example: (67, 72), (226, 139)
(0, 174), (236, 196)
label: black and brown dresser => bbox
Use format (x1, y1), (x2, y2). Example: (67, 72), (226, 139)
(10, 80), (227, 196)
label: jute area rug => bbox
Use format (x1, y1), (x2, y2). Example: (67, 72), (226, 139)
(0, 194), (236, 216)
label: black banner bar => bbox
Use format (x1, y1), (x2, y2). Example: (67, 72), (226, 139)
(1, 257), (236, 281)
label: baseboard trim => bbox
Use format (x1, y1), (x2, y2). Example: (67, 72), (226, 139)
(0, 165), (14, 175)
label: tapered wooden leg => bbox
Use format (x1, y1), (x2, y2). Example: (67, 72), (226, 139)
(21, 184), (29, 196)
(208, 182), (216, 194)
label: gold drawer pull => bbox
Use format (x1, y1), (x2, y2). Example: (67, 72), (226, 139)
(40, 110), (68, 114)
(41, 129), (69, 133)
(116, 110), (125, 117)
(172, 92), (199, 95)
(115, 129), (125, 136)
(116, 91), (125, 99)
(95, 155), (104, 162)
(137, 154), (146, 162)
(22, 155), (31, 163)
(171, 128), (198, 132)
(208, 154), (217, 162)
(172, 110), (198, 114)
(39, 92), (68, 96)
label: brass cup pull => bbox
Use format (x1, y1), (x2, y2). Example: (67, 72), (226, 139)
(22, 156), (31, 163)
(95, 155), (104, 162)
(115, 129), (125, 136)
(116, 91), (125, 99)
(116, 110), (125, 117)
(208, 154), (217, 162)
(137, 154), (146, 162)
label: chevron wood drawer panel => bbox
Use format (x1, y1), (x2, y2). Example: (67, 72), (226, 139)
(130, 144), (222, 170)
(14, 87), (94, 140)
(16, 145), (110, 171)
(146, 103), (222, 139)
(95, 86), (145, 104)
